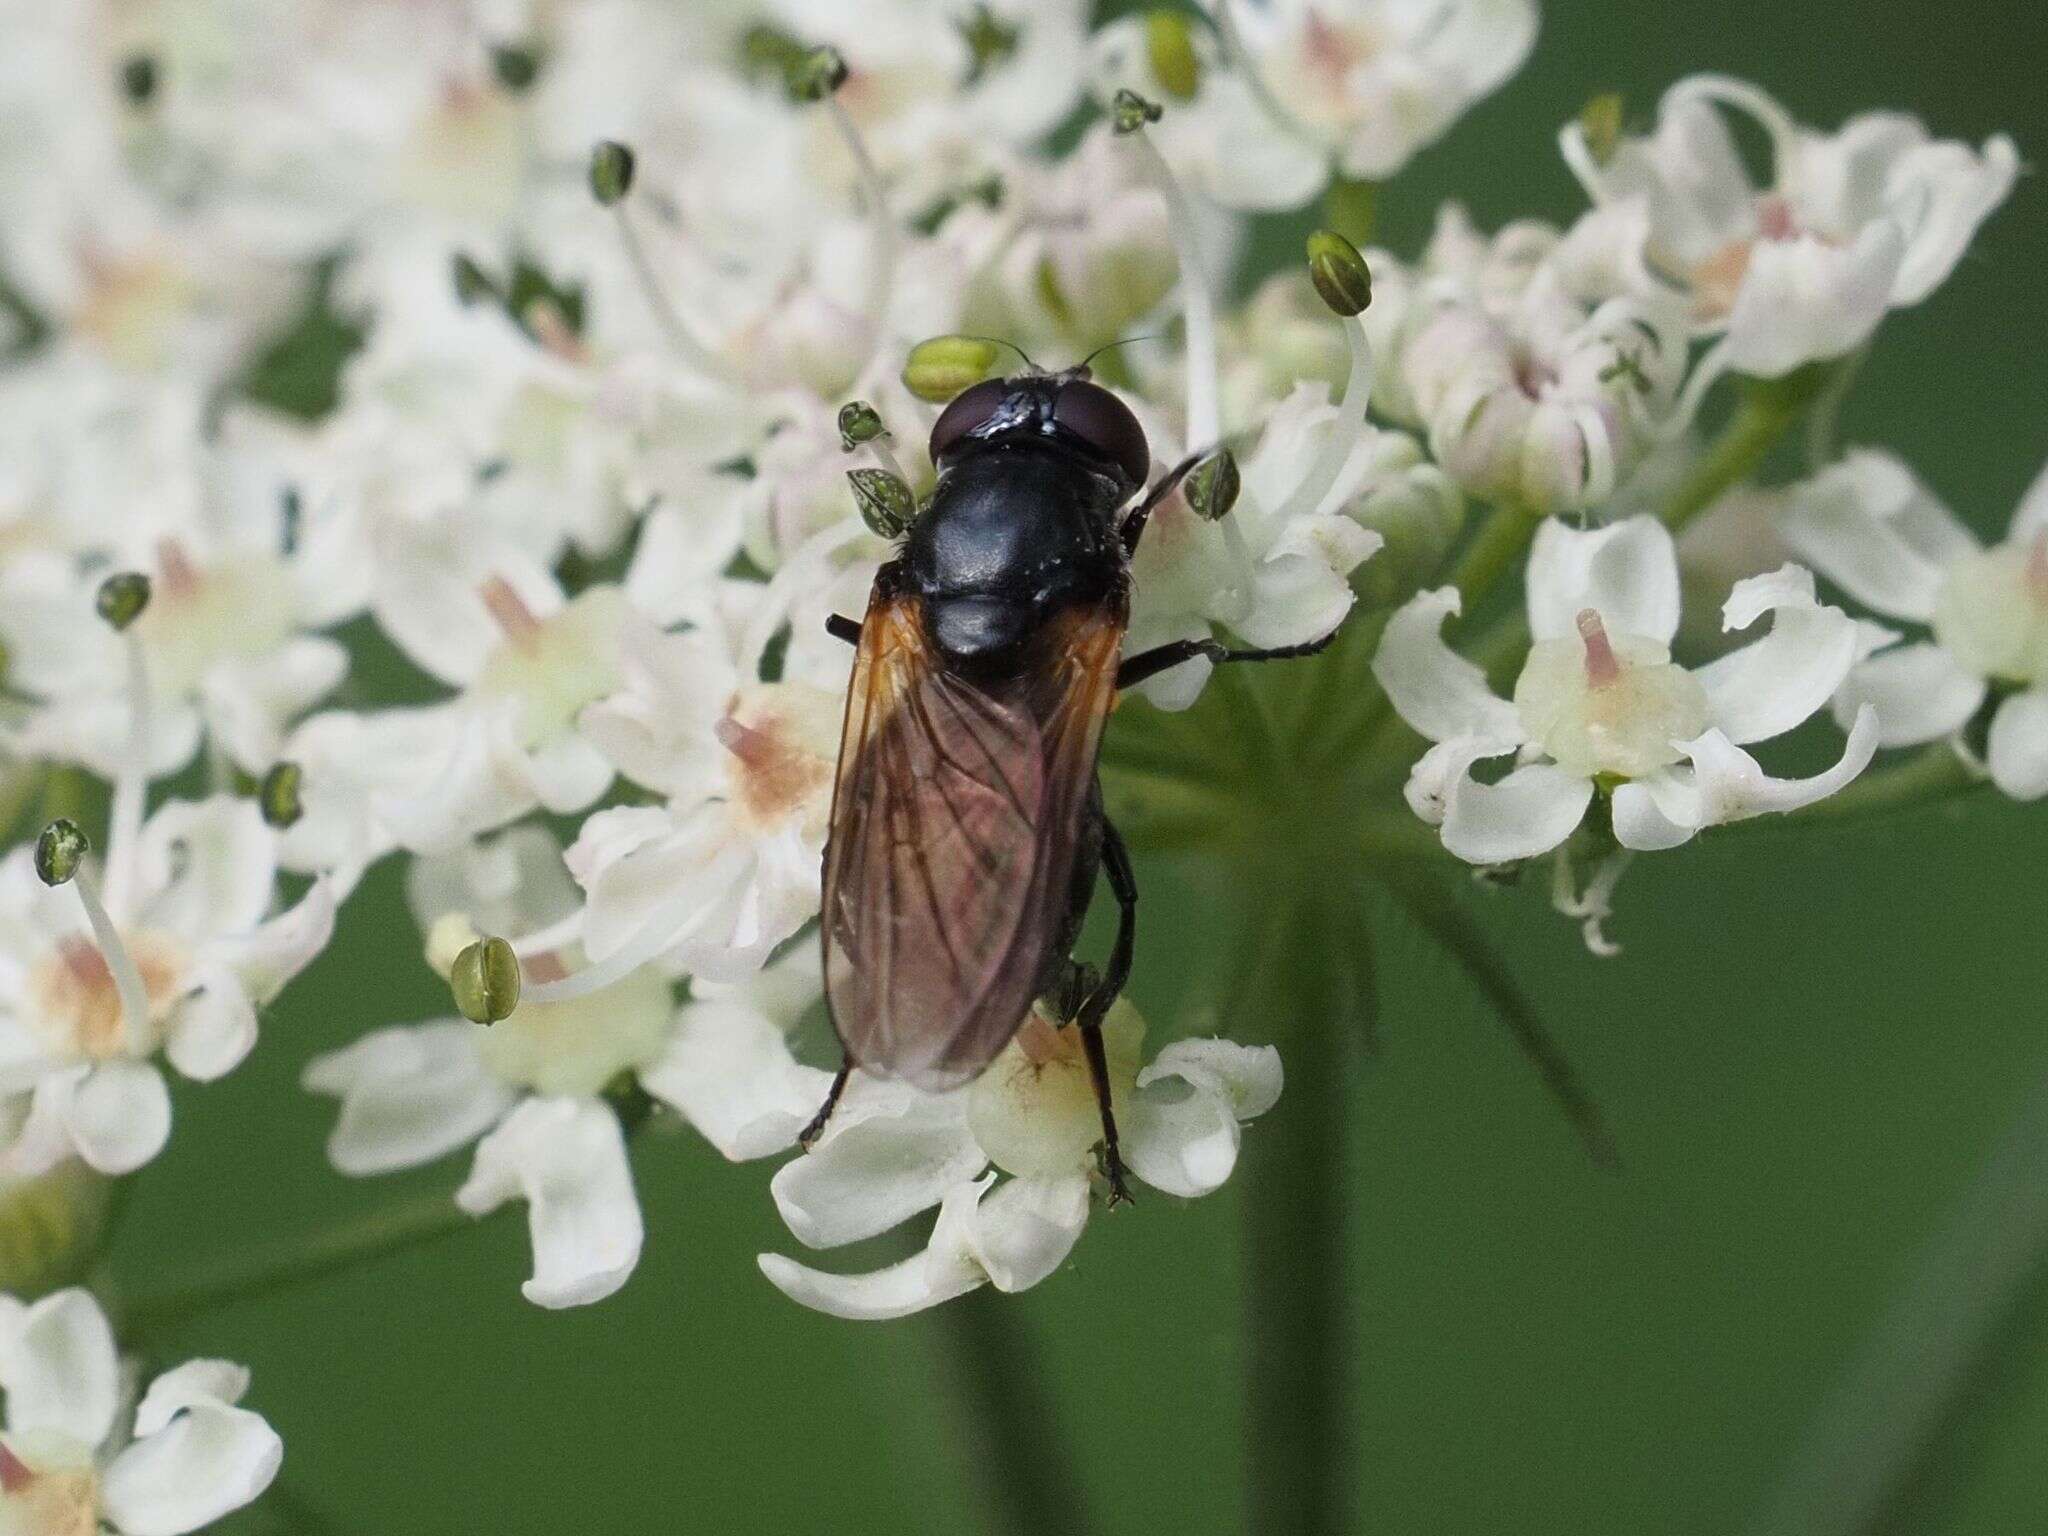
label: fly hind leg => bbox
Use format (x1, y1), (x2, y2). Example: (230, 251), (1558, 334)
(1070, 815), (1138, 1208)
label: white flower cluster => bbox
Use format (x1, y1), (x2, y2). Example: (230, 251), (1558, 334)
(0, 9), (2030, 1499)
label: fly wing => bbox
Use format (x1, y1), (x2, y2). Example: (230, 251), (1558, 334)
(821, 590), (1126, 1091)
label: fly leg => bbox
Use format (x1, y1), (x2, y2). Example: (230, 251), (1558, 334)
(1116, 627), (1343, 690)
(1119, 450), (1209, 556)
(826, 614), (862, 645)
(798, 1057), (854, 1149)
(1074, 816), (1138, 1208)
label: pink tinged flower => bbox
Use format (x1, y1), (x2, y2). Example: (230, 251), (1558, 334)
(1373, 516), (1873, 870)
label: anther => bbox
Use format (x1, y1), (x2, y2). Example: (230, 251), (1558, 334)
(451, 937), (522, 1024)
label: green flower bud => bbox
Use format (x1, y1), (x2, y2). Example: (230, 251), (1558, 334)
(848, 468), (917, 539)
(589, 140), (636, 206)
(1110, 88), (1163, 135)
(491, 43), (542, 93)
(452, 937), (522, 1025)
(788, 45), (849, 103)
(35, 819), (87, 888)
(259, 761), (304, 829)
(1306, 229), (1372, 317)
(0, 1162), (115, 1297)
(902, 334), (1002, 403)
(120, 53), (159, 106)
(1580, 92), (1625, 168)
(1143, 11), (1201, 101)
(95, 571), (151, 632)
(451, 252), (499, 307)
(1183, 449), (1242, 523)
(837, 401), (885, 452)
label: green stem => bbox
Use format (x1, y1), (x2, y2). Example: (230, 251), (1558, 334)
(1444, 502), (1538, 614)
(1743, 1050), (2048, 1536)
(1238, 882), (1368, 1535)
(119, 1191), (489, 1347)
(928, 1290), (1100, 1536)
(1662, 364), (1832, 533)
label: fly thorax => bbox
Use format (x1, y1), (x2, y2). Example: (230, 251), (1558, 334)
(0, 1430), (101, 1536)
(1930, 535), (2048, 685)
(474, 583), (627, 748)
(715, 684), (841, 838)
(26, 930), (186, 1063)
(1514, 609), (1710, 779)
(473, 955), (671, 1098)
(134, 541), (296, 701)
(966, 1004), (1142, 1179)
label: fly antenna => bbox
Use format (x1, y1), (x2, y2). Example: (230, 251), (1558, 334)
(1072, 332), (1164, 377)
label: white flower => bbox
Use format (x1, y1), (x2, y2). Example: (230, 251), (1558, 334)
(1779, 451), (2048, 798)
(758, 1001), (1281, 1319)
(1373, 516), (1876, 868)
(0, 797), (332, 1176)
(569, 614), (843, 984)
(1558, 75), (2018, 388)
(1094, 0), (1534, 208)
(302, 828), (661, 1309)
(1370, 206), (1687, 516)
(0, 1288), (280, 1535)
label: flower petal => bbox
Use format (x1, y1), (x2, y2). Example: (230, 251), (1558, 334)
(164, 974), (259, 1083)
(0, 1288), (120, 1447)
(100, 1403), (282, 1536)
(1370, 588), (1520, 745)
(132, 1360), (251, 1438)
(769, 1081), (986, 1250)
(65, 1060), (172, 1175)
(1776, 451), (1959, 623)
(1720, 220), (1905, 376)
(1526, 516), (1681, 645)
(1671, 706), (1881, 833)
(640, 999), (834, 1162)
(303, 1022), (513, 1176)
(1987, 689), (2048, 801)
(1422, 749), (1593, 865)
(1831, 642), (1987, 748)
(1692, 563), (1858, 744)
(456, 1097), (643, 1308)
(1124, 1040), (1283, 1198)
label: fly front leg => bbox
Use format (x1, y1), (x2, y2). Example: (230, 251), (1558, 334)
(1115, 626), (1343, 691)
(798, 1057), (854, 1149)
(1119, 449), (1210, 557)
(825, 613), (862, 646)
(1073, 814), (1138, 1208)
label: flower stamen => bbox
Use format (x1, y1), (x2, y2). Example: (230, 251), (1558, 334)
(1577, 609), (1621, 689)
(479, 576), (544, 649)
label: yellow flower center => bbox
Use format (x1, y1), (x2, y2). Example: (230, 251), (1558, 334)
(1513, 609), (1711, 779)
(0, 1433), (100, 1536)
(474, 960), (672, 1098)
(966, 1002), (1142, 1178)
(715, 683), (843, 838)
(73, 252), (199, 374)
(475, 584), (628, 748)
(135, 541), (297, 702)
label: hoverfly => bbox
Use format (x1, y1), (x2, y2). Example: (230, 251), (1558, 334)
(804, 365), (1337, 1202)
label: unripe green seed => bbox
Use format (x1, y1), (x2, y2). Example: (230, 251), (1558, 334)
(95, 571), (151, 632)
(120, 53), (159, 106)
(1143, 12), (1200, 101)
(589, 140), (636, 206)
(1306, 229), (1372, 317)
(902, 334), (1001, 403)
(837, 401), (885, 451)
(788, 45), (849, 103)
(1110, 88), (1163, 135)
(1183, 449), (1242, 522)
(452, 937), (522, 1025)
(848, 469), (917, 539)
(491, 43), (541, 93)
(35, 819), (87, 887)
(259, 761), (304, 829)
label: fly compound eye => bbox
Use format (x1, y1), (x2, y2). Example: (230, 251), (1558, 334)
(927, 378), (1011, 465)
(1052, 380), (1149, 488)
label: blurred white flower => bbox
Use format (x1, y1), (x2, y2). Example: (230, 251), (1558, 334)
(0, 798), (332, 1176)
(758, 1001), (1280, 1319)
(1373, 516), (1875, 868)
(1558, 75), (2018, 402)
(1780, 451), (2048, 798)
(0, 1288), (280, 1536)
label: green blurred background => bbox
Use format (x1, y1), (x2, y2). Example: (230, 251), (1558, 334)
(106, 1), (2048, 1531)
